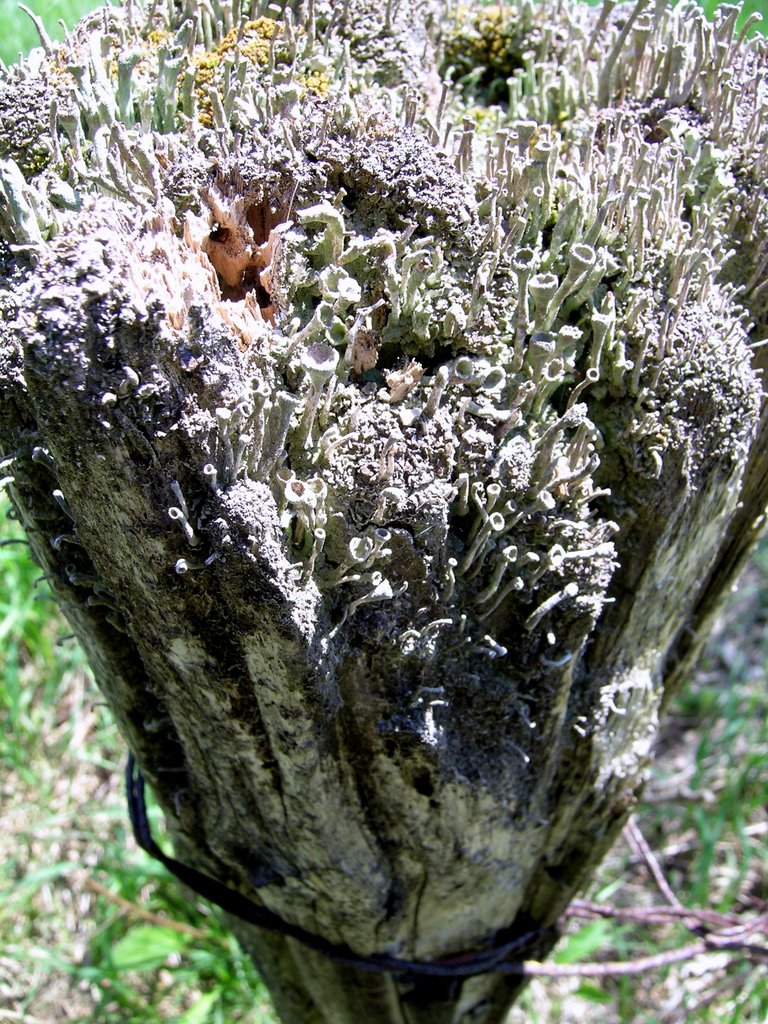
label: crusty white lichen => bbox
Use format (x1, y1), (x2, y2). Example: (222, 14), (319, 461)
(0, 0), (766, 1009)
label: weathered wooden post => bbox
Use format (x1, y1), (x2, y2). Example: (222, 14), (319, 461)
(1, 1), (766, 1020)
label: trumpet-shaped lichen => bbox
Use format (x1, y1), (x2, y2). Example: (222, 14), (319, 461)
(0, 0), (766, 995)
(0, 0), (764, 729)
(191, 18), (284, 126)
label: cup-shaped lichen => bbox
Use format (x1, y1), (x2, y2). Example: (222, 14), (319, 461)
(0, 2), (767, 1022)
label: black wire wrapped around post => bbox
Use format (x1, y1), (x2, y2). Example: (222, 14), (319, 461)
(126, 752), (556, 979)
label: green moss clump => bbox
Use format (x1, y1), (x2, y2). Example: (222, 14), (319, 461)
(441, 3), (536, 105)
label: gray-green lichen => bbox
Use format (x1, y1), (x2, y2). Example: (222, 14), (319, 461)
(0, 0), (766, 1007)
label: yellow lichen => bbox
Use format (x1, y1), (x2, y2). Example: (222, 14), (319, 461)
(297, 70), (331, 98)
(147, 29), (171, 47)
(190, 18), (283, 125)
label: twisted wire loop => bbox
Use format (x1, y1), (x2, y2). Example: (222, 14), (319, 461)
(126, 752), (556, 977)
